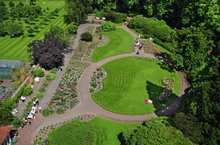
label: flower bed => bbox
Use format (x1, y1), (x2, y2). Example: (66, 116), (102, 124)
(90, 67), (107, 93)
(159, 77), (174, 102)
(44, 60), (90, 116)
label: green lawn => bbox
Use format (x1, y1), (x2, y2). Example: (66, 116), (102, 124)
(92, 28), (134, 62)
(48, 117), (140, 145)
(0, 0), (66, 61)
(93, 57), (181, 114)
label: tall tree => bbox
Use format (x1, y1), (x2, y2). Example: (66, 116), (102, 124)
(172, 26), (211, 75)
(64, 0), (92, 24)
(28, 35), (65, 69)
(120, 117), (194, 145)
(0, 1), (9, 21)
(184, 57), (220, 144)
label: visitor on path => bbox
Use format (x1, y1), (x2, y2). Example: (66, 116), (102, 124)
(136, 50), (139, 55)
(28, 118), (31, 126)
(124, 21), (128, 26)
(35, 98), (39, 107)
(21, 96), (26, 102)
(39, 106), (42, 113)
(60, 66), (63, 71)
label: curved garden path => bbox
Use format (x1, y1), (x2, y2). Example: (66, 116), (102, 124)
(16, 24), (189, 145)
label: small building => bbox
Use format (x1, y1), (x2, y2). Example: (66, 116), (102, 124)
(0, 125), (12, 145)
(0, 60), (24, 79)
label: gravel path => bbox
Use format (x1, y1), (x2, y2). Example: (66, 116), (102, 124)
(16, 24), (189, 145)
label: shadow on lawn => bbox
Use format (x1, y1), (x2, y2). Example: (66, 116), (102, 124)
(146, 81), (180, 116)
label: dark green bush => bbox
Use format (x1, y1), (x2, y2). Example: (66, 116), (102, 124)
(107, 11), (127, 23)
(101, 22), (116, 32)
(34, 68), (44, 77)
(22, 84), (33, 96)
(81, 32), (93, 42)
(93, 9), (107, 18)
(46, 72), (56, 81)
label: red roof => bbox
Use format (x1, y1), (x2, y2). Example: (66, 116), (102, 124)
(0, 125), (12, 144)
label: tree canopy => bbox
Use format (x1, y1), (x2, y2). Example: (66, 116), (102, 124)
(28, 35), (65, 70)
(120, 117), (194, 145)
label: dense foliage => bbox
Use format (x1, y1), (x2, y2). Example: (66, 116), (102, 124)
(34, 68), (45, 77)
(107, 11), (127, 23)
(28, 35), (65, 70)
(0, 87), (23, 125)
(120, 117), (194, 145)
(22, 84), (33, 96)
(67, 23), (78, 34)
(101, 22), (116, 32)
(81, 32), (93, 42)
(128, 15), (176, 51)
(64, 0), (92, 24)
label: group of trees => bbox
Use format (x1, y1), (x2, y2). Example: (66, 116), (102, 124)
(64, 0), (92, 24)
(0, 1), (42, 37)
(120, 117), (194, 145)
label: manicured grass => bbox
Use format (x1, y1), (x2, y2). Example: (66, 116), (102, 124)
(0, 0), (66, 61)
(93, 57), (181, 114)
(92, 28), (134, 62)
(48, 117), (140, 145)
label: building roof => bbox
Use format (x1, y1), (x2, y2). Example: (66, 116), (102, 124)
(0, 125), (12, 144)
(0, 60), (24, 68)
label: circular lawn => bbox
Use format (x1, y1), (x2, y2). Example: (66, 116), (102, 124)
(92, 57), (181, 114)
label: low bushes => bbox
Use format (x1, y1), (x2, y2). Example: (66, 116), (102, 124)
(42, 108), (54, 117)
(36, 92), (43, 99)
(81, 32), (93, 42)
(34, 68), (44, 77)
(101, 22), (116, 32)
(46, 69), (57, 81)
(67, 23), (78, 34)
(107, 11), (127, 23)
(22, 84), (33, 96)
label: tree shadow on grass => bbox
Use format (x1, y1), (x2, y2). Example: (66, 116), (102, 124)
(146, 81), (179, 116)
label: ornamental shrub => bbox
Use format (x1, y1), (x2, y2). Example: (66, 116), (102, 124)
(46, 72), (56, 81)
(67, 23), (78, 34)
(36, 92), (43, 99)
(107, 11), (127, 23)
(101, 22), (116, 32)
(81, 32), (93, 42)
(42, 108), (54, 116)
(34, 68), (44, 77)
(22, 84), (33, 96)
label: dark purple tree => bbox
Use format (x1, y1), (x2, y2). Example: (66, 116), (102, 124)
(28, 34), (65, 70)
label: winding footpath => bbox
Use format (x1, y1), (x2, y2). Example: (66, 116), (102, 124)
(16, 25), (189, 145)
